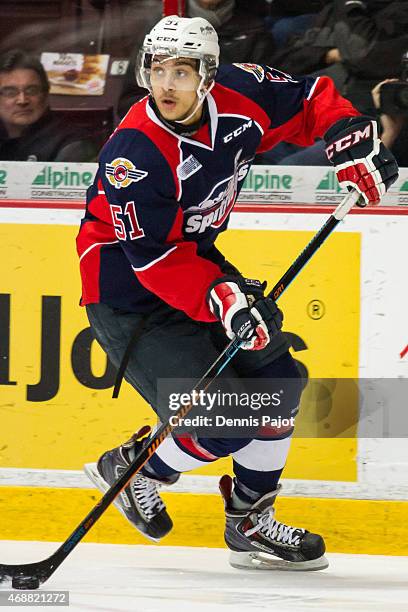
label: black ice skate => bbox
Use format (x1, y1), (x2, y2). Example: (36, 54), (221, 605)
(84, 426), (178, 541)
(220, 475), (328, 571)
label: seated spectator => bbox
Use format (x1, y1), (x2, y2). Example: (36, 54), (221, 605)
(271, 1), (408, 115)
(238, 0), (324, 50)
(257, 0), (408, 165)
(256, 139), (328, 166)
(0, 50), (97, 161)
(182, 0), (275, 63)
(269, 1), (344, 88)
(259, 69), (408, 168)
(372, 79), (408, 168)
(117, 0), (275, 117)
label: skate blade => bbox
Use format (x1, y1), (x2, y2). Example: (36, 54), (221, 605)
(229, 550), (329, 571)
(83, 462), (160, 543)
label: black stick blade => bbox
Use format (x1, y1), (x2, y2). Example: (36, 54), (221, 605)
(0, 558), (56, 586)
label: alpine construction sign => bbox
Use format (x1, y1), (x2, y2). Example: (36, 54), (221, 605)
(0, 161), (406, 205)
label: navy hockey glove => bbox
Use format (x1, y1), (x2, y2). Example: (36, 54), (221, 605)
(324, 116), (398, 206)
(207, 276), (283, 351)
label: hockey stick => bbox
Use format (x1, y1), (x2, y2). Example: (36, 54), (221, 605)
(0, 189), (360, 589)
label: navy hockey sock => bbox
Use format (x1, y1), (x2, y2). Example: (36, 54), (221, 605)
(124, 433), (180, 481)
(232, 466), (284, 509)
(142, 452), (180, 480)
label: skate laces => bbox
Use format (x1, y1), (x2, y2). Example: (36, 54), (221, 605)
(245, 509), (304, 546)
(130, 474), (165, 519)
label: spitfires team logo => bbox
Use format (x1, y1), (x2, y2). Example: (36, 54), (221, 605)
(105, 158), (148, 189)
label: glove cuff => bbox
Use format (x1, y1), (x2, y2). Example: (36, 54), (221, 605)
(207, 275), (266, 305)
(323, 115), (375, 142)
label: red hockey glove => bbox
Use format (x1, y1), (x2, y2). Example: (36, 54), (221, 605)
(324, 116), (399, 205)
(207, 276), (283, 351)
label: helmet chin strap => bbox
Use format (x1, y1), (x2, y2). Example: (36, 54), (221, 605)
(175, 80), (214, 125)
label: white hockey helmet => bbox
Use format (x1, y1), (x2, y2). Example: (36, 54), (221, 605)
(137, 15), (219, 100)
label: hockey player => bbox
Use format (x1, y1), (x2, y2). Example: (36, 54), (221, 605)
(77, 16), (398, 570)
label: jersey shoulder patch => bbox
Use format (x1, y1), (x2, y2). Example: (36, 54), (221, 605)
(99, 127), (176, 201)
(105, 157), (148, 190)
(100, 128), (165, 179)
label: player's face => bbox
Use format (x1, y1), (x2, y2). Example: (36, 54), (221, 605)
(0, 69), (48, 136)
(150, 57), (203, 124)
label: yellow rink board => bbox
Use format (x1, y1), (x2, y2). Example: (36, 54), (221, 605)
(1, 223), (385, 549)
(1, 487), (408, 556)
(1, 225), (360, 479)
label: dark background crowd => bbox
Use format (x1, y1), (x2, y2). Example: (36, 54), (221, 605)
(0, 0), (407, 165)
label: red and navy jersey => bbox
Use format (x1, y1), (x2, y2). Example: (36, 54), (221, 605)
(77, 63), (359, 321)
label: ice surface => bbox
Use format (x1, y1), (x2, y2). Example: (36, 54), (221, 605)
(0, 541), (407, 612)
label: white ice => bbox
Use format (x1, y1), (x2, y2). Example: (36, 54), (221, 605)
(0, 541), (407, 612)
